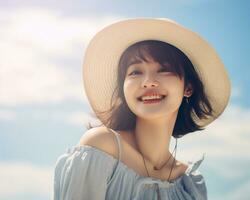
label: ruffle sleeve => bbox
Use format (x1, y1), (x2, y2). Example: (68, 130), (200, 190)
(53, 145), (116, 200)
(176, 154), (207, 200)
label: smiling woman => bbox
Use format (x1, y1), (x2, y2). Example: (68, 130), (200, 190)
(118, 40), (213, 138)
(53, 18), (231, 200)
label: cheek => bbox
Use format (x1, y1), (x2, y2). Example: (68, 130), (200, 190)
(123, 79), (141, 108)
(171, 84), (185, 102)
(164, 79), (185, 97)
(123, 79), (137, 93)
(123, 80), (134, 100)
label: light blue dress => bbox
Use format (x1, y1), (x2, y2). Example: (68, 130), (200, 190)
(53, 128), (207, 200)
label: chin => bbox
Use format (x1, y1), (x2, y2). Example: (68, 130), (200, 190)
(135, 112), (169, 120)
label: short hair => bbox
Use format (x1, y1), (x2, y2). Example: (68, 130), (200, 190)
(86, 40), (214, 138)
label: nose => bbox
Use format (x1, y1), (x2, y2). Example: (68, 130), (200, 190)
(142, 76), (159, 88)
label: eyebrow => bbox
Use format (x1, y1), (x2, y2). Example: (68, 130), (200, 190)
(127, 59), (143, 68)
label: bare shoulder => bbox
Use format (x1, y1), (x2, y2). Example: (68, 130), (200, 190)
(78, 126), (118, 159)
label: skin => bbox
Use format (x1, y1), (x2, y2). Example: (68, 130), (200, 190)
(123, 57), (193, 171)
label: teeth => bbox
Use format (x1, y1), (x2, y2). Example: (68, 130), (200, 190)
(141, 95), (164, 101)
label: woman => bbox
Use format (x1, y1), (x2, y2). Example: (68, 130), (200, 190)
(53, 18), (231, 200)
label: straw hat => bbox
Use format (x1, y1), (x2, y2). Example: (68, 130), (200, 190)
(82, 18), (231, 127)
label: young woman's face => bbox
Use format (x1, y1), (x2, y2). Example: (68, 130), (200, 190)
(123, 58), (187, 120)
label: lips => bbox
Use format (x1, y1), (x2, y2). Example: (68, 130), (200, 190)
(137, 95), (166, 101)
(139, 90), (165, 98)
(142, 98), (165, 104)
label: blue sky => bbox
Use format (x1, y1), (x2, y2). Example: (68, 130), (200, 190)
(0, 0), (249, 199)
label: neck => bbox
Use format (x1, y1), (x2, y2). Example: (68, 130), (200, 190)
(133, 112), (178, 169)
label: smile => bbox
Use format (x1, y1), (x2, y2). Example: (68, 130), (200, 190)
(137, 95), (166, 104)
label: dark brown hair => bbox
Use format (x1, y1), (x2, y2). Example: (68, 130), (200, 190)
(85, 40), (214, 138)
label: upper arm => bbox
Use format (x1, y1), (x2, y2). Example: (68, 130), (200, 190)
(78, 126), (119, 160)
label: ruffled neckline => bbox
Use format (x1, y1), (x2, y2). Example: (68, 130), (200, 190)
(67, 145), (205, 185)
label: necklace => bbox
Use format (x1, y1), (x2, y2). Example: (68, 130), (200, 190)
(134, 134), (178, 181)
(134, 134), (178, 200)
(141, 140), (177, 180)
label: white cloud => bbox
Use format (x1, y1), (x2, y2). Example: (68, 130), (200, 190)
(213, 180), (250, 200)
(15, 108), (102, 127)
(0, 8), (122, 106)
(0, 161), (53, 199)
(66, 111), (102, 127)
(0, 111), (16, 120)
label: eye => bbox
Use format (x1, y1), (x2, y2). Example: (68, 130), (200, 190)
(158, 67), (170, 73)
(128, 70), (141, 76)
(128, 68), (172, 76)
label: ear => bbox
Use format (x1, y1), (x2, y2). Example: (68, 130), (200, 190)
(184, 83), (193, 97)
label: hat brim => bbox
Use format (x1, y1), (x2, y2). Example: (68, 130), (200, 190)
(83, 18), (231, 127)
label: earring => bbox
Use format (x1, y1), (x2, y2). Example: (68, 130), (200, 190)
(185, 96), (189, 104)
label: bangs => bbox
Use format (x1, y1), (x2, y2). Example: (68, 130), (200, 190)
(119, 40), (187, 79)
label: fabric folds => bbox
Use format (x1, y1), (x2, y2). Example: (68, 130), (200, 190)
(53, 145), (207, 200)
